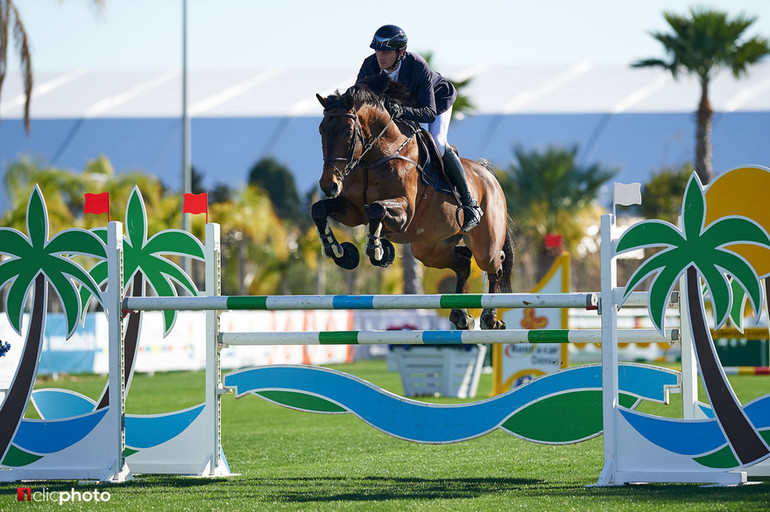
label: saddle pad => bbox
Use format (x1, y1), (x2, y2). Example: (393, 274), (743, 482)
(415, 130), (454, 196)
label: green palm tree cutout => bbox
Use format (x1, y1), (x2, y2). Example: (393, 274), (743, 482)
(0, 185), (106, 463)
(616, 173), (770, 465)
(80, 186), (205, 409)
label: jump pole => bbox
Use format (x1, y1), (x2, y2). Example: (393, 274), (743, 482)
(123, 292), (655, 312)
(218, 328), (677, 346)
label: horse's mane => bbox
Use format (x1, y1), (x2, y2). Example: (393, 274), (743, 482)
(325, 73), (415, 112)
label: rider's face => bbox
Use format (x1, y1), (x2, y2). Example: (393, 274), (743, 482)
(375, 50), (399, 71)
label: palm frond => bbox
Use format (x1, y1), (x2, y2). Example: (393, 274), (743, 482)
(698, 263), (733, 329)
(647, 262), (687, 332)
(702, 216), (770, 249)
(144, 229), (204, 260)
(710, 249), (764, 321)
(621, 252), (670, 301)
(616, 220), (684, 254)
(45, 270), (84, 337)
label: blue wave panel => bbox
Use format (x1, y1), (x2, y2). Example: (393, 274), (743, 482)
(620, 395), (770, 456)
(745, 396), (770, 430)
(224, 365), (624, 443)
(13, 409), (108, 454)
(31, 389), (96, 420)
(617, 365), (678, 402)
(224, 365), (677, 443)
(125, 404), (205, 449)
(619, 409), (726, 455)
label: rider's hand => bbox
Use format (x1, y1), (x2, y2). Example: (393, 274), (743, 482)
(387, 102), (404, 119)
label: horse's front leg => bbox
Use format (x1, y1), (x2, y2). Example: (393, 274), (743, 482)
(364, 199), (408, 267)
(311, 198), (360, 270)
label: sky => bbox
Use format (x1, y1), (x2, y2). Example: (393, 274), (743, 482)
(9, 0), (770, 75)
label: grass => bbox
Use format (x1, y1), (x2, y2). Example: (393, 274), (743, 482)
(2, 360), (769, 511)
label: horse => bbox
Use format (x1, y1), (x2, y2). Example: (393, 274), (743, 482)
(312, 76), (514, 330)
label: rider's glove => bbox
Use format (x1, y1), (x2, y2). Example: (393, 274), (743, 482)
(387, 102), (404, 119)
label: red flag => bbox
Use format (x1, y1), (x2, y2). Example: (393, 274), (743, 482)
(183, 192), (208, 223)
(84, 192), (110, 221)
(544, 233), (563, 249)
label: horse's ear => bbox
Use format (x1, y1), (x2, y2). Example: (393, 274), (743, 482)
(316, 93), (327, 108)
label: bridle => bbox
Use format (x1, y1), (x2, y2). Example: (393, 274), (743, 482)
(321, 105), (420, 184)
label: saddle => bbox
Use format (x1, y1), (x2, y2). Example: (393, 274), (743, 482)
(409, 125), (455, 196)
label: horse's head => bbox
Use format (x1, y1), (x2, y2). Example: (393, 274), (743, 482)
(316, 91), (359, 199)
(316, 77), (413, 198)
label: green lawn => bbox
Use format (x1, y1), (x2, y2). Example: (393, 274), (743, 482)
(2, 360), (769, 511)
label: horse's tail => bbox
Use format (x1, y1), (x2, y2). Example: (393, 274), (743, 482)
(499, 217), (515, 294)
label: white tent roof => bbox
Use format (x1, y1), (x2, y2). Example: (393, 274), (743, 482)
(2, 62), (769, 119)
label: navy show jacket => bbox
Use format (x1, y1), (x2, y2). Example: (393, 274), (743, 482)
(356, 51), (457, 124)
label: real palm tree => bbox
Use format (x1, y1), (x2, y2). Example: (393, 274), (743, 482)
(0, 185), (105, 462)
(0, 1), (103, 133)
(0, 0), (32, 132)
(617, 173), (770, 465)
(499, 145), (616, 288)
(632, 7), (770, 184)
(80, 186), (205, 408)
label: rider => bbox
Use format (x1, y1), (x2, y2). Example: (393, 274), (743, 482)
(356, 24), (483, 232)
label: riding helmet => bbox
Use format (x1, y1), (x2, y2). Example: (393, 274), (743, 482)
(370, 25), (408, 51)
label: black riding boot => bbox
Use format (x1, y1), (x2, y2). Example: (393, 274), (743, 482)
(442, 147), (483, 232)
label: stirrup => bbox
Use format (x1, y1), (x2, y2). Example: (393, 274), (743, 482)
(461, 202), (483, 232)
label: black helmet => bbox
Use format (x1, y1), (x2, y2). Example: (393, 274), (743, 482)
(370, 25), (407, 51)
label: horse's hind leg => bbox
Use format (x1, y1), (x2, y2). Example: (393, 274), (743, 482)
(480, 269), (507, 330)
(412, 243), (475, 330)
(476, 226), (513, 330)
(448, 246), (475, 330)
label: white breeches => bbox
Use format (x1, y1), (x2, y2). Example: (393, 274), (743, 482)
(428, 106), (452, 156)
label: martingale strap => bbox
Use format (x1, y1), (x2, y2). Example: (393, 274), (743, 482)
(360, 124), (422, 171)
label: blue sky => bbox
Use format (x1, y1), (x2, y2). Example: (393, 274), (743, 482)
(10, 0), (770, 74)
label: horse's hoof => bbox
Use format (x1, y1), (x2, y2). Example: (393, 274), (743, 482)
(481, 310), (506, 330)
(450, 309), (475, 330)
(369, 239), (395, 267)
(334, 242), (359, 270)
(482, 318), (506, 330)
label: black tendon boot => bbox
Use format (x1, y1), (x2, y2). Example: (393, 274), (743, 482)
(442, 147), (483, 232)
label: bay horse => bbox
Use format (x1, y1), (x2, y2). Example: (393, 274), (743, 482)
(312, 76), (514, 330)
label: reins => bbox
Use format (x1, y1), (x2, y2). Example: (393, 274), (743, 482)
(321, 106), (422, 185)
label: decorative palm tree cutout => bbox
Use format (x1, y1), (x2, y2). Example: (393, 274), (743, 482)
(616, 173), (770, 465)
(80, 186), (205, 408)
(0, 185), (106, 462)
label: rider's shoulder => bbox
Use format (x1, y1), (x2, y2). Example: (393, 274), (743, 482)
(403, 51), (430, 68)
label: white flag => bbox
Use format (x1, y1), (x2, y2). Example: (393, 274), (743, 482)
(614, 182), (642, 206)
